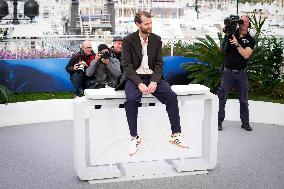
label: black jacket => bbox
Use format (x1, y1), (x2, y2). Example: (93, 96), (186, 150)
(118, 30), (163, 87)
(65, 50), (95, 76)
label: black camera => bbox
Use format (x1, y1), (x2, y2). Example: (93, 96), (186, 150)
(100, 50), (110, 59)
(223, 15), (244, 36)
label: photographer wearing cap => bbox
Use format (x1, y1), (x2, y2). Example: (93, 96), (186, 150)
(111, 36), (127, 91)
(65, 40), (95, 96)
(111, 36), (123, 61)
(85, 44), (121, 88)
(217, 15), (255, 131)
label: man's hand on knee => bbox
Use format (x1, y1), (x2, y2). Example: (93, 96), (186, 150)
(138, 83), (149, 95)
(148, 82), (157, 94)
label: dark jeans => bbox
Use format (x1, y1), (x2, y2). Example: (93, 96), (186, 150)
(124, 75), (181, 137)
(217, 69), (249, 124)
(70, 72), (86, 96)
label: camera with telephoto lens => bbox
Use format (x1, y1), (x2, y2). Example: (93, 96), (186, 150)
(223, 15), (244, 36)
(77, 64), (85, 74)
(100, 50), (111, 59)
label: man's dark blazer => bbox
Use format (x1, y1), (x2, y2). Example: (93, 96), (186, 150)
(120, 30), (164, 86)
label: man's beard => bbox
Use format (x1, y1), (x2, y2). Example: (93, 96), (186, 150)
(140, 27), (152, 34)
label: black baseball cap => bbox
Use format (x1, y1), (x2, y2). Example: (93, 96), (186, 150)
(113, 36), (123, 42)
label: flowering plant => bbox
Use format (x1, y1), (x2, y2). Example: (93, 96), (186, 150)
(0, 49), (75, 59)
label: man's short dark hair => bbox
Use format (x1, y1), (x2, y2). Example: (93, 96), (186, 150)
(134, 11), (152, 24)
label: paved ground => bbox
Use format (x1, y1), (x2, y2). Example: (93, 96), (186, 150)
(0, 120), (283, 189)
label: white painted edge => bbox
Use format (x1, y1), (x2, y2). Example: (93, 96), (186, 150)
(0, 99), (283, 127)
(0, 99), (73, 127)
(225, 99), (284, 126)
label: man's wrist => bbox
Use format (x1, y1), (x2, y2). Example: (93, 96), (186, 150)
(237, 44), (242, 48)
(138, 83), (144, 87)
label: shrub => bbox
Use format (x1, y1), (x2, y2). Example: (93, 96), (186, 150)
(248, 36), (284, 92)
(162, 40), (192, 56)
(270, 82), (284, 99)
(182, 33), (224, 93)
(0, 85), (13, 104)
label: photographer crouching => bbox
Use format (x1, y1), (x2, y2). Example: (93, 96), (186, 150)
(85, 44), (121, 89)
(217, 15), (255, 131)
(65, 40), (95, 97)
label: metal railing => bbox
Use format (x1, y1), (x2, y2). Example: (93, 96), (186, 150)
(0, 34), (194, 59)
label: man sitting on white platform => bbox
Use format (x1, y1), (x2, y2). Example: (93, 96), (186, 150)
(120, 11), (189, 156)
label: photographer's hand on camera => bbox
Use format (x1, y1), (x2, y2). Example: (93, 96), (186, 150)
(229, 35), (240, 47)
(79, 61), (88, 67)
(73, 63), (80, 71)
(74, 61), (87, 70)
(74, 61), (88, 74)
(94, 53), (101, 62)
(101, 58), (110, 65)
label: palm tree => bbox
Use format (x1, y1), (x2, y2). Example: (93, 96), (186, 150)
(183, 33), (224, 93)
(249, 13), (267, 46)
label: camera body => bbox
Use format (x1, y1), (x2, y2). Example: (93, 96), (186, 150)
(223, 15), (244, 36)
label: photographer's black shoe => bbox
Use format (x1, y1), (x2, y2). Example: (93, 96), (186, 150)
(218, 122), (223, 131)
(241, 122), (252, 131)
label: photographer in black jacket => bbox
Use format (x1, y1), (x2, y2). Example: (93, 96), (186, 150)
(218, 15), (255, 131)
(65, 40), (95, 96)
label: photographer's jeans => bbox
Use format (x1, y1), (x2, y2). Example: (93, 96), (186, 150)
(217, 70), (249, 124)
(71, 72), (85, 96)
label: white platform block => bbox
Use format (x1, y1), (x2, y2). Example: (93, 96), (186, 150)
(73, 84), (218, 182)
